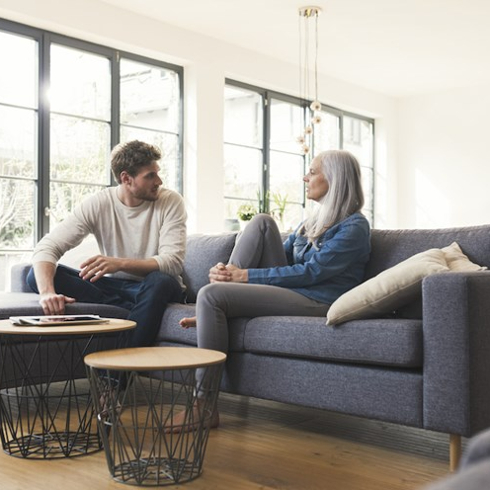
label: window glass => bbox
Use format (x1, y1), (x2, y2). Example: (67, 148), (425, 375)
(50, 44), (111, 121)
(314, 111), (341, 152)
(0, 178), (36, 249)
(50, 114), (110, 184)
(0, 29), (38, 291)
(224, 85), (263, 148)
(224, 144), (262, 201)
(270, 99), (303, 153)
(0, 31), (37, 108)
(269, 151), (304, 204)
(343, 116), (374, 167)
(0, 105), (37, 178)
(121, 59), (180, 133)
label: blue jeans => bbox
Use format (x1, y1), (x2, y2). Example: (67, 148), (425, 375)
(27, 264), (184, 347)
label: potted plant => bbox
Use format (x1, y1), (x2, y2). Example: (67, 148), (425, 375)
(237, 203), (257, 228)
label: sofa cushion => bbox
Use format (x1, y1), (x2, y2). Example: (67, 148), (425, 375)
(241, 316), (423, 367)
(326, 248), (449, 325)
(182, 233), (236, 302)
(157, 307), (423, 367)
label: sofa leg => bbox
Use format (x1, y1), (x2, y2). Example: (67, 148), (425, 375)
(449, 434), (461, 472)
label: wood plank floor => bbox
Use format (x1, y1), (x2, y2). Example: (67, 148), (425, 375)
(0, 391), (458, 490)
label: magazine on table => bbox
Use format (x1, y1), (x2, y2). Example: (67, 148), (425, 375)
(9, 314), (109, 326)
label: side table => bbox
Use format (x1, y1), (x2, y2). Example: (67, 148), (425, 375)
(0, 318), (135, 458)
(85, 347), (226, 486)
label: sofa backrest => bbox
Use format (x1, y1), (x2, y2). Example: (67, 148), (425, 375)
(366, 224), (490, 280)
(11, 225), (490, 302)
(182, 232), (237, 302)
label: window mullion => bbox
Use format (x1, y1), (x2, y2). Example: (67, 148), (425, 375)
(38, 32), (50, 239)
(262, 93), (271, 213)
(110, 50), (120, 186)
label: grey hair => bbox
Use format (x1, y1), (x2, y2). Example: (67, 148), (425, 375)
(302, 150), (365, 243)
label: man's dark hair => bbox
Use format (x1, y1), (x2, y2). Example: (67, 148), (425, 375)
(111, 140), (162, 183)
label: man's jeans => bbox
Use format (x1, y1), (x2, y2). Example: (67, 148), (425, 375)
(27, 264), (184, 347)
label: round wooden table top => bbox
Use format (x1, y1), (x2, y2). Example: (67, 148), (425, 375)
(0, 318), (136, 336)
(84, 347), (227, 371)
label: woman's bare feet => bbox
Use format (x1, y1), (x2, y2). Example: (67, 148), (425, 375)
(165, 401), (219, 433)
(179, 316), (197, 329)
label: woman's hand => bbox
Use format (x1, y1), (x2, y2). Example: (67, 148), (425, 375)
(209, 263), (248, 283)
(225, 264), (248, 283)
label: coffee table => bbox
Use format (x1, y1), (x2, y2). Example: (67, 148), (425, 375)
(0, 318), (135, 458)
(85, 347), (226, 486)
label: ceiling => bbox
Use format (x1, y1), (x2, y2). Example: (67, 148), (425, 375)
(99, 0), (490, 97)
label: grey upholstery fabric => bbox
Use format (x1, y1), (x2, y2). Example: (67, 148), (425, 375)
(10, 263), (30, 292)
(242, 316), (423, 367)
(182, 232), (236, 302)
(220, 353), (423, 427)
(366, 225), (490, 280)
(423, 272), (490, 436)
(0, 292), (129, 320)
(157, 306), (422, 367)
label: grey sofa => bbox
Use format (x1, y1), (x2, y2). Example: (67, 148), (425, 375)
(3, 224), (490, 468)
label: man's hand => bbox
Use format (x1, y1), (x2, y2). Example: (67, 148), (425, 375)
(209, 263), (248, 283)
(79, 255), (123, 282)
(39, 292), (76, 315)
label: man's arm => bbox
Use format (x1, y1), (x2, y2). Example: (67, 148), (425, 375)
(79, 255), (160, 282)
(154, 191), (187, 277)
(32, 261), (76, 315)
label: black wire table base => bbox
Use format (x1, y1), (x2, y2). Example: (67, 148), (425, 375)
(87, 362), (224, 486)
(0, 332), (125, 459)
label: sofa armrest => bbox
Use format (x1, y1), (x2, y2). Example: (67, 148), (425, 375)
(423, 272), (490, 436)
(10, 263), (32, 292)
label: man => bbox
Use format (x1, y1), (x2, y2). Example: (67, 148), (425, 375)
(27, 140), (186, 347)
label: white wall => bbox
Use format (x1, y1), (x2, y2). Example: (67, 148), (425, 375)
(0, 0), (398, 232)
(397, 85), (490, 228)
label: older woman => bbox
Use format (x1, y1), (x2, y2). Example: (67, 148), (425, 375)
(175, 149), (371, 430)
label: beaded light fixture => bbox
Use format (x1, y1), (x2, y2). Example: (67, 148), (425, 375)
(297, 6), (322, 155)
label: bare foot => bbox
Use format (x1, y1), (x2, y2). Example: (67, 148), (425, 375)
(179, 316), (197, 329)
(165, 402), (219, 433)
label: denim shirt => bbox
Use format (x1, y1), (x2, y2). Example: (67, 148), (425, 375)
(247, 213), (371, 304)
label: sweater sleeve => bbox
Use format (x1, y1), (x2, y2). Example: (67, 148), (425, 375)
(248, 216), (370, 288)
(152, 191), (187, 278)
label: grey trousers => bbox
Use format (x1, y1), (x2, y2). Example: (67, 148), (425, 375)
(195, 214), (331, 355)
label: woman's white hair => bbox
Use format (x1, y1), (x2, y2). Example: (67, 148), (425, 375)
(302, 149), (365, 243)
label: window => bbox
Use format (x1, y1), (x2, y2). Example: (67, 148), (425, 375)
(0, 20), (183, 292)
(224, 80), (375, 231)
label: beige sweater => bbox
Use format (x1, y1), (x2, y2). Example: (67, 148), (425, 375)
(32, 187), (187, 284)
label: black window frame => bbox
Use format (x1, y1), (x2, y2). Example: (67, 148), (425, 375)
(0, 18), (184, 246)
(224, 78), (375, 224)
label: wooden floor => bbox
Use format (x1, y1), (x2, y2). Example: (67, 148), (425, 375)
(0, 392), (459, 490)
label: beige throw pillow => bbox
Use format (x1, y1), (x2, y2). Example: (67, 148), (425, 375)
(326, 248), (449, 326)
(441, 242), (487, 271)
